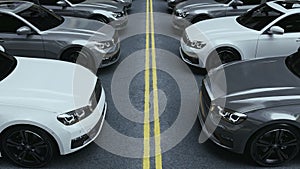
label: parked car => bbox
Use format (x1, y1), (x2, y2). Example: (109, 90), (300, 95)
(200, 48), (300, 166)
(173, 0), (266, 30)
(180, 0), (300, 69)
(0, 1), (120, 71)
(26, 0), (129, 30)
(0, 47), (107, 167)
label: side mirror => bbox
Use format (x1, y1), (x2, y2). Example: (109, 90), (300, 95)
(268, 26), (284, 35)
(57, 0), (67, 7)
(231, 0), (243, 8)
(0, 46), (5, 52)
(16, 26), (33, 35)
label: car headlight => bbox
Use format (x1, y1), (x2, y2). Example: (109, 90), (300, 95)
(178, 11), (189, 17)
(57, 106), (93, 125)
(95, 41), (114, 50)
(210, 104), (247, 124)
(168, 0), (176, 3)
(112, 12), (124, 18)
(190, 40), (206, 49)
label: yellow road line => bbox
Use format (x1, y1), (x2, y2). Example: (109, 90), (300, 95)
(143, 0), (150, 167)
(149, 0), (163, 168)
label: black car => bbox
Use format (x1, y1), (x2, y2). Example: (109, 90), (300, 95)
(200, 49), (300, 166)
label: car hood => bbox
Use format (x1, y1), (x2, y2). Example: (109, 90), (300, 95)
(0, 57), (97, 113)
(45, 17), (114, 41)
(185, 16), (257, 41)
(77, 0), (125, 12)
(176, 1), (222, 11)
(205, 57), (300, 113)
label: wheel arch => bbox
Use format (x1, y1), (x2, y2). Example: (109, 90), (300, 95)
(0, 121), (63, 155)
(243, 120), (300, 154)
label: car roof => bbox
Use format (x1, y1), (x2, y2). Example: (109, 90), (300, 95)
(267, 0), (300, 13)
(0, 1), (33, 13)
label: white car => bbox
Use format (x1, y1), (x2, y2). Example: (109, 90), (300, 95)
(0, 49), (107, 167)
(180, 0), (300, 69)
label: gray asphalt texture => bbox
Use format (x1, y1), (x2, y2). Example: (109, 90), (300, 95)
(1, 0), (300, 168)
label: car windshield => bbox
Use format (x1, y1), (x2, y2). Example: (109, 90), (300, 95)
(17, 4), (64, 31)
(215, 0), (231, 4)
(286, 51), (300, 78)
(237, 3), (283, 31)
(68, 0), (86, 4)
(0, 51), (17, 81)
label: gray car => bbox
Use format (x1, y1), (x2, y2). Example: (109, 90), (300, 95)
(172, 0), (265, 30)
(26, 0), (129, 30)
(0, 1), (120, 71)
(200, 49), (300, 166)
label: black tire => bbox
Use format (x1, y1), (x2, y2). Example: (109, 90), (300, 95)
(61, 48), (97, 73)
(192, 15), (210, 24)
(1, 126), (56, 168)
(91, 15), (109, 23)
(248, 124), (300, 167)
(206, 47), (240, 70)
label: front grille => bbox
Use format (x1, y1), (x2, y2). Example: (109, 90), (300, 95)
(200, 81), (211, 119)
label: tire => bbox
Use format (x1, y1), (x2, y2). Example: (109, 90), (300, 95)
(91, 15), (109, 24)
(248, 124), (300, 167)
(192, 15), (210, 24)
(61, 48), (97, 73)
(1, 126), (56, 168)
(206, 47), (240, 70)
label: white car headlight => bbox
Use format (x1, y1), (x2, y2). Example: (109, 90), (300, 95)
(57, 106), (93, 125)
(210, 104), (247, 124)
(190, 40), (206, 49)
(95, 41), (114, 50)
(178, 11), (189, 17)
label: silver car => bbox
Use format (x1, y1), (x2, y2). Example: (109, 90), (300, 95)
(173, 0), (265, 30)
(25, 0), (129, 30)
(0, 1), (120, 71)
(200, 49), (300, 166)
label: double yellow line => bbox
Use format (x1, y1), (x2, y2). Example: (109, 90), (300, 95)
(143, 0), (162, 167)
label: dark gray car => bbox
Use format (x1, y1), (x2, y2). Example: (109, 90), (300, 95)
(0, 1), (120, 71)
(200, 49), (300, 166)
(26, 0), (129, 30)
(172, 0), (265, 30)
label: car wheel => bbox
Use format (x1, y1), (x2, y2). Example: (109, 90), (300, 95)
(1, 126), (56, 168)
(61, 48), (97, 73)
(206, 47), (240, 69)
(249, 124), (300, 167)
(192, 15), (210, 24)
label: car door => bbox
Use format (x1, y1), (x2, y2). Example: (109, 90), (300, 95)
(256, 14), (300, 58)
(225, 0), (260, 16)
(0, 13), (44, 58)
(37, 0), (74, 16)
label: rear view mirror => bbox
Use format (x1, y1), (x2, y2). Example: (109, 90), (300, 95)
(231, 0), (243, 8)
(268, 26), (284, 35)
(0, 46), (5, 52)
(16, 26), (33, 35)
(57, 0), (68, 7)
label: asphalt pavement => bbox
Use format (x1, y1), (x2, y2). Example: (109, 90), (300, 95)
(1, 0), (300, 168)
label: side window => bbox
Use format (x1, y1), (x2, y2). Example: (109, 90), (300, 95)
(0, 14), (26, 33)
(242, 0), (261, 5)
(275, 14), (300, 33)
(39, 0), (59, 6)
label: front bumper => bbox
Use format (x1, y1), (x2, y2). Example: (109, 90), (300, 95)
(199, 84), (251, 154)
(58, 88), (107, 155)
(172, 15), (190, 30)
(109, 15), (128, 30)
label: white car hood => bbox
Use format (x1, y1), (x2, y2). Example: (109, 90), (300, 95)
(0, 57), (97, 113)
(185, 16), (258, 41)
